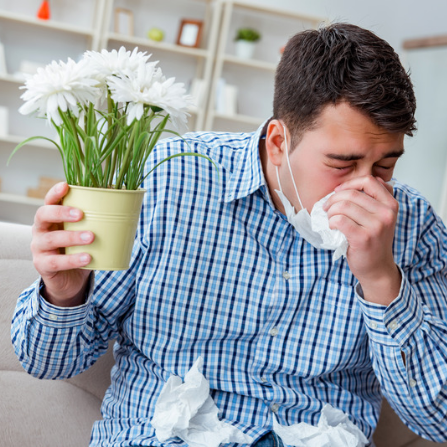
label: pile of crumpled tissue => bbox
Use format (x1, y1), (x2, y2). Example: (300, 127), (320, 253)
(151, 357), (253, 447)
(151, 357), (368, 447)
(273, 404), (368, 447)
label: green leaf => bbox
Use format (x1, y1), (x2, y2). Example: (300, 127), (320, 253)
(7, 136), (63, 166)
(144, 152), (219, 181)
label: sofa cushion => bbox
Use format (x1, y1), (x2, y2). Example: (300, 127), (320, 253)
(0, 258), (39, 372)
(0, 370), (101, 447)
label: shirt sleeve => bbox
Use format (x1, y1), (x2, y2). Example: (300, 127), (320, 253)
(11, 232), (145, 380)
(357, 206), (447, 442)
(10, 138), (174, 381)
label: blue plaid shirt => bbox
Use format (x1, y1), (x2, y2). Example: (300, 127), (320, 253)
(12, 124), (447, 446)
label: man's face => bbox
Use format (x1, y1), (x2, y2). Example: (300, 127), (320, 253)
(277, 102), (405, 212)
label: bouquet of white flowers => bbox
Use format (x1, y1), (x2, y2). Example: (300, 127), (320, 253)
(11, 46), (210, 190)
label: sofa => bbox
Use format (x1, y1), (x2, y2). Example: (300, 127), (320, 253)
(0, 220), (445, 447)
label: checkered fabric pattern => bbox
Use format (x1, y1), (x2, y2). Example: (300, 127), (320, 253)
(12, 123), (447, 446)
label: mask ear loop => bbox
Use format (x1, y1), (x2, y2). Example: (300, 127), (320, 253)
(282, 123), (305, 211)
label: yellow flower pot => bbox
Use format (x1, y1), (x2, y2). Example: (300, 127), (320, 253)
(63, 185), (146, 271)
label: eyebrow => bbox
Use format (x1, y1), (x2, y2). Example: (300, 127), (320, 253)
(325, 149), (405, 162)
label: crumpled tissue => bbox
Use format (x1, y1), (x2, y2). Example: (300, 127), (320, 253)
(273, 404), (368, 447)
(311, 192), (348, 262)
(151, 357), (253, 447)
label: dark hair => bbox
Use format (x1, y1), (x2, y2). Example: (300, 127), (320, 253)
(273, 23), (417, 149)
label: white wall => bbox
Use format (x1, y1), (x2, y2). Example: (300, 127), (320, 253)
(242, 0), (447, 56)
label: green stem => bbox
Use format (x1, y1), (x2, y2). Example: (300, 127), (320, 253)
(67, 113), (85, 185)
(115, 120), (138, 189)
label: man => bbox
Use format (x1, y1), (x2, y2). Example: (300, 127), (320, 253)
(12, 23), (447, 446)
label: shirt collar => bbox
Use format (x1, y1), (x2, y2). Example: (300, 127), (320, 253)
(223, 119), (271, 203)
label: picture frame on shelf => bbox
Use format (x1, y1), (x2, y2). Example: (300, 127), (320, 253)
(114, 8), (134, 36)
(176, 19), (203, 48)
(0, 42), (7, 75)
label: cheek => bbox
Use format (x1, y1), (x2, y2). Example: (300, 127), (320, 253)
(378, 171), (395, 182)
(318, 168), (347, 190)
(301, 169), (342, 206)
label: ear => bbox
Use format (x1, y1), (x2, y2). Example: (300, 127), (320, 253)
(265, 119), (287, 167)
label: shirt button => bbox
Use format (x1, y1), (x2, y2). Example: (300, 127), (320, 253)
(261, 376), (268, 383)
(282, 271), (291, 280)
(409, 378), (417, 388)
(49, 314), (58, 321)
(370, 322), (378, 329)
(269, 327), (279, 337)
(388, 320), (399, 330)
(271, 403), (280, 413)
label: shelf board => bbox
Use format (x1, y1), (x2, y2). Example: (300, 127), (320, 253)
(107, 33), (209, 59)
(222, 54), (277, 72)
(0, 192), (43, 206)
(0, 10), (95, 37)
(213, 112), (264, 126)
(0, 73), (25, 85)
(229, 1), (324, 24)
(187, 107), (201, 116)
(0, 134), (56, 150)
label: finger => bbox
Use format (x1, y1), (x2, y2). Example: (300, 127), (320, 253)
(334, 175), (393, 203)
(376, 177), (394, 195)
(33, 204), (83, 233)
(38, 252), (92, 274)
(325, 189), (376, 213)
(328, 213), (364, 242)
(327, 191), (397, 230)
(326, 198), (372, 228)
(324, 188), (393, 217)
(44, 182), (69, 206)
(32, 230), (95, 253)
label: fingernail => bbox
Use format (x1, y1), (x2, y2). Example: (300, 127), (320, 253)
(80, 232), (91, 241)
(69, 209), (81, 218)
(80, 254), (90, 264)
(56, 182), (65, 193)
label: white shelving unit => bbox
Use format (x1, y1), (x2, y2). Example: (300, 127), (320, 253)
(205, 0), (323, 133)
(101, 0), (221, 132)
(0, 0), (106, 224)
(0, 0), (324, 224)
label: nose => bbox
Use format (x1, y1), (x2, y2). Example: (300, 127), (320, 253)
(356, 163), (375, 178)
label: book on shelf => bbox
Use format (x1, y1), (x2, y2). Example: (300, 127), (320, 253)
(215, 78), (238, 116)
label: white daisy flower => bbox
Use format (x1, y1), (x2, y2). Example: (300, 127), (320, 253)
(84, 46), (152, 86)
(19, 58), (100, 125)
(107, 61), (192, 128)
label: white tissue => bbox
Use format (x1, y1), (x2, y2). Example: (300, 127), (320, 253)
(311, 192), (348, 261)
(151, 357), (253, 447)
(273, 404), (368, 447)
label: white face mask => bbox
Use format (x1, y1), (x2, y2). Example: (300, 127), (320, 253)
(274, 124), (348, 261)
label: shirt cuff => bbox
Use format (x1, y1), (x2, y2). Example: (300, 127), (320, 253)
(356, 266), (425, 347)
(33, 273), (95, 329)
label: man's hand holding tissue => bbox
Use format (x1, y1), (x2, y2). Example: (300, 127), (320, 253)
(323, 175), (401, 306)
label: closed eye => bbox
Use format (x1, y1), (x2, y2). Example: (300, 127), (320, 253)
(332, 165), (353, 171)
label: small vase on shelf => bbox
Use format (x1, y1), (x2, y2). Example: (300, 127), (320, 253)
(234, 28), (261, 60)
(235, 40), (256, 59)
(37, 1), (51, 21)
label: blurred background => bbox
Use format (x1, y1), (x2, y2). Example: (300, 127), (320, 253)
(0, 0), (446, 224)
